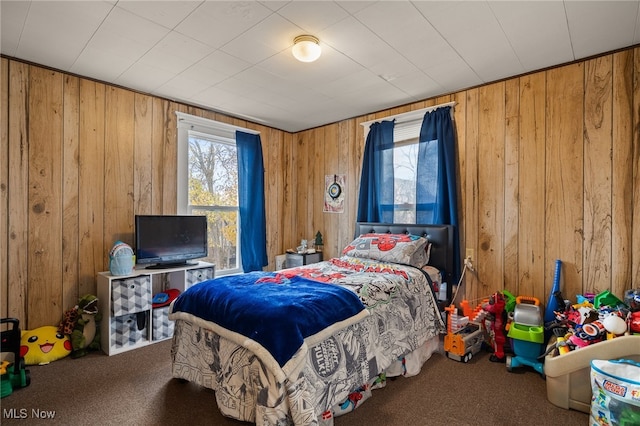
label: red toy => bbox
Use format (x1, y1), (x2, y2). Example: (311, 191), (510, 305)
(630, 311), (640, 334)
(482, 292), (506, 362)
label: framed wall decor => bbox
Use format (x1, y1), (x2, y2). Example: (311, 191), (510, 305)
(324, 174), (345, 213)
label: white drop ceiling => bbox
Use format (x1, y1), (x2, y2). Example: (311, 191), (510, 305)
(2, 1), (639, 132)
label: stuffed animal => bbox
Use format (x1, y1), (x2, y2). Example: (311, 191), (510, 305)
(58, 294), (101, 358)
(20, 326), (72, 365)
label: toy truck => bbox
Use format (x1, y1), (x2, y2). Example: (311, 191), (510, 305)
(444, 321), (485, 362)
(443, 304), (485, 363)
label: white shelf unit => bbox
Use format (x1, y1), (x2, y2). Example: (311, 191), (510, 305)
(97, 261), (215, 356)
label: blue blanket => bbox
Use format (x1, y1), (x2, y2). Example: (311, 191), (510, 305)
(171, 271), (366, 367)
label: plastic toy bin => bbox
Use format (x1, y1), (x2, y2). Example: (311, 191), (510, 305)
(544, 335), (640, 413)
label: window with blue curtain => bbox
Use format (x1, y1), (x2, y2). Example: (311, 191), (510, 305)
(176, 112), (267, 275)
(357, 105), (459, 279)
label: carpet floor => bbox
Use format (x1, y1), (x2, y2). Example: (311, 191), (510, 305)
(1, 339), (589, 425)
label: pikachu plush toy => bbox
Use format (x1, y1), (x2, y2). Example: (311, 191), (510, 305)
(21, 326), (72, 365)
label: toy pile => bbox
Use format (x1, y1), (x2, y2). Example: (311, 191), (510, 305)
(543, 288), (640, 357)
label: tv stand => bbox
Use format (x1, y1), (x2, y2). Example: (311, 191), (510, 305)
(97, 261), (215, 355)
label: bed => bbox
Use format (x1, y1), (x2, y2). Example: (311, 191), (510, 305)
(169, 222), (454, 425)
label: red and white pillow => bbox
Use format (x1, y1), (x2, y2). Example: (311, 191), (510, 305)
(342, 233), (430, 268)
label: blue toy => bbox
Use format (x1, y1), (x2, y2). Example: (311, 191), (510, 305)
(506, 297), (545, 377)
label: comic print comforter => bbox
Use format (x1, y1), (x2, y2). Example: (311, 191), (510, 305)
(169, 256), (446, 426)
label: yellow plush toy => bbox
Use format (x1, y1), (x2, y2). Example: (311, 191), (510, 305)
(21, 326), (72, 365)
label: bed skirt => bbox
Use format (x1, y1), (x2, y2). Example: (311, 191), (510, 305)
(171, 317), (441, 425)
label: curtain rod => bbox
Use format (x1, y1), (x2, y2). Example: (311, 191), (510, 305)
(359, 101), (456, 128)
(175, 111), (260, 135)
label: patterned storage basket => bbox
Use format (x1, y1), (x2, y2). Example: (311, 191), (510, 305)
(110, 312), (149, 349)
(185, 267), (214, 289)
(152, 307), (174, 340)
(111, 276), (151, 316)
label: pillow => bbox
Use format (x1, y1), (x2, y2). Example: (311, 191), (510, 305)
(422, 264), (442, 295)
(21, 326), (72, 365)
(421, 264), (440, 283)
(342, 233), (429, 267)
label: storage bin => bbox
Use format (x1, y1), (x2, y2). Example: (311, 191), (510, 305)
(111, 276), (151, 316)
(545, 334), (640, 413)
(185, 267), (214, 288)
(152, 307), (174, 340)
(110, 312), (149, 350)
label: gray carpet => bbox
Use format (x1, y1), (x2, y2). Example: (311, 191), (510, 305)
(1, 339), (588, 425)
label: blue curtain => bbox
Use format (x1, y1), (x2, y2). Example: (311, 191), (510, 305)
(236, 131), (268, 272)
(418, 106), (460, 280)
(356, 120), (395, 223)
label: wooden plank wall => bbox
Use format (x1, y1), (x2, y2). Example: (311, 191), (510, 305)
(0, 59), (288, 328)
(293, 48), (639, 308)
(1, 45), (639, 329)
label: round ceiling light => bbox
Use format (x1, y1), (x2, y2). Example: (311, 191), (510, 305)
(292, 35), (321, 63)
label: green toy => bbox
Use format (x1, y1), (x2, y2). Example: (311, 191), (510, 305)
(1, 318), (30, 398)
(314, 231), (324, 252)
(502, 289), (517, 313)
(59, 294), (102, 358)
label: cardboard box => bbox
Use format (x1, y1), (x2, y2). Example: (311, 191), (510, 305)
(545, 335), (640, 413)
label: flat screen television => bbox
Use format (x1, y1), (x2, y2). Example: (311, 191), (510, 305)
(135, 215), (208, 269)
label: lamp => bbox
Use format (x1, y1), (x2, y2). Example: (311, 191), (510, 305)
(292, 35), (321, 63)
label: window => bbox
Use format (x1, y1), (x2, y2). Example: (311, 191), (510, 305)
(177, 113), (258, 276)
(359, 104), (458, 278)
(389, 120), (439, 224)
(187, 131), (239, 274)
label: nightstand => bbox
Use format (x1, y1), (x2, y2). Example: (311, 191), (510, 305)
(286, 252), (323, 267)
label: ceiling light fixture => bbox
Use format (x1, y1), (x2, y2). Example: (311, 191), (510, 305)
(292, 35), (321, 63)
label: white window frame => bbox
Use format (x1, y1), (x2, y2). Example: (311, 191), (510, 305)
(176, 112), (259, 276)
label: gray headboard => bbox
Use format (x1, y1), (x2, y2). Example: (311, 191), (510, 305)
(354, 222), (455, 293)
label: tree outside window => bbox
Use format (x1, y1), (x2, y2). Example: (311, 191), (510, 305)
(392, 139), (439, 223)
(188, 133), (240, 273)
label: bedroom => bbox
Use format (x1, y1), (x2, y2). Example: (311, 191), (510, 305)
(1, 1), (639, 424)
